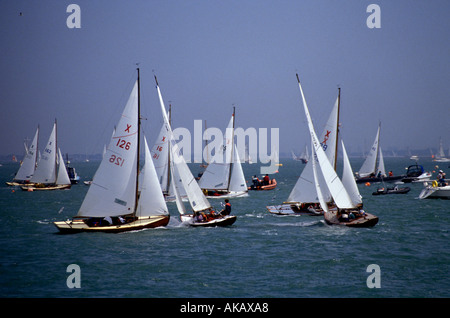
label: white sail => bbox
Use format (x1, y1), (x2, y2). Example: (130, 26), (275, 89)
(341, 140), (362, 206)
(136, 137), (169, 217)
(78, 81), (139, 218)
(228, 144), (247, 192)
(56, 148), (71, 185)
(14, 127), (39, 182)
(359, 124), (380, 177)
(297, 74), (355, 209)
(155, 78), (211, 213)
(311, 142), (329, 213)
(152, 121), (171, 193)
(31, 122), (57, 184)
(198, 114), (234, 190)
(377, 147), (386, 177)
(286, 93), (340, 203)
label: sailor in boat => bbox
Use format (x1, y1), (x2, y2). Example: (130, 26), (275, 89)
(219, 199), (231, 216)
(252, 175), (261, 188)
(437, 170), (447, 186)
(263, 174), (270, 185)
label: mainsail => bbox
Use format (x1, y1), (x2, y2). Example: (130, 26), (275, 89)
(296, 74), (355, 209)
(358, 123), (381, 177)
(14, 126), (39, 182)
(31, 122), (57, 184)
(198, 114), (234, 190)
(155, 76), (211, 213)
(286, 89), (340, 204)
(78, 82), (139, 218)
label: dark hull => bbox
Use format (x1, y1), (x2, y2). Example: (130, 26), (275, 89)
(356, 175), (404, 184)
(324, 212), (378, 228)
(182, 215), (237, 227)
(372, 187), (410, 195)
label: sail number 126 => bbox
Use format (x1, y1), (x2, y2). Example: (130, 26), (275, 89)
(110, 155), (125, 167)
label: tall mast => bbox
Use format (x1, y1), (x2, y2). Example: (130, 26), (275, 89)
(227, 106), (236, 191)
(134, 67), (141, 216)
(374, 121), (381, 174)
(54, 118), (58, 183)
(334, 87), (341, 171)
(166, 103), (172, 195)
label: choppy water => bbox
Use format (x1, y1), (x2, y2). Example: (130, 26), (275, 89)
(0, 157), (448, 298)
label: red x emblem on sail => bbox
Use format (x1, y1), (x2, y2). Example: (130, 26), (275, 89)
(125, 124), (131, 133)
(322, 130), (331, 145)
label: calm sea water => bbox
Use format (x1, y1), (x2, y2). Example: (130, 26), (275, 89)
(0, 157), (448, 298)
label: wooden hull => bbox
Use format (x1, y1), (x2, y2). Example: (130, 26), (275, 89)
(21, 184), (71, 191)
(180, 214), (236, 227)
(54, 215), (170, 234)
(324, 211), (378, 227)
(248, 180), (277, 191)
(6, 181), (31, 186)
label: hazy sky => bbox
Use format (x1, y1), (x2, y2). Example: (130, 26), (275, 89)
(1, 0), (449, 159)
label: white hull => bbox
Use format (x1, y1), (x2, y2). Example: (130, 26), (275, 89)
(205, 191), (248, 199)
(419, 185), (450, 199)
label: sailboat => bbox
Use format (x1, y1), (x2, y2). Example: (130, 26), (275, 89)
(267, 87), (341, 216)
(198, 108), (248, 198)
(297, 74), (378, 227)
(21, 121), (71, 191)
(355, 123), (404, 183)
(6, 126), (39, 186)
(154, 75), (236, 227)
(151, 105), (187, 202)
(433, 137), (450, 162)
(291, 146), (309, 163)
(54, 69), (170, 233)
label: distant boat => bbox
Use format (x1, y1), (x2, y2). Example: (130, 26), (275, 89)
(297, 74), (378, 227)
(291, 146), (308, 163)
(21, 121), (71, 191)
(372, 185), (411, 195)
(6, 126), (39, 186)
(267, 86), (341, 216)
(433, 137), (450, 162)
(198, 108), (248, 199)
(248, 175), (277, 191)
(401, 164), (431, 183)
(65, 153), (80, 184)
(355, 123), (404, 184)
(54, 69), (170, 233)
(154, 75), (236, 227)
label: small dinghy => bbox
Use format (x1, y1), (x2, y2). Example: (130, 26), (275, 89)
(372, 185), (411, 195)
